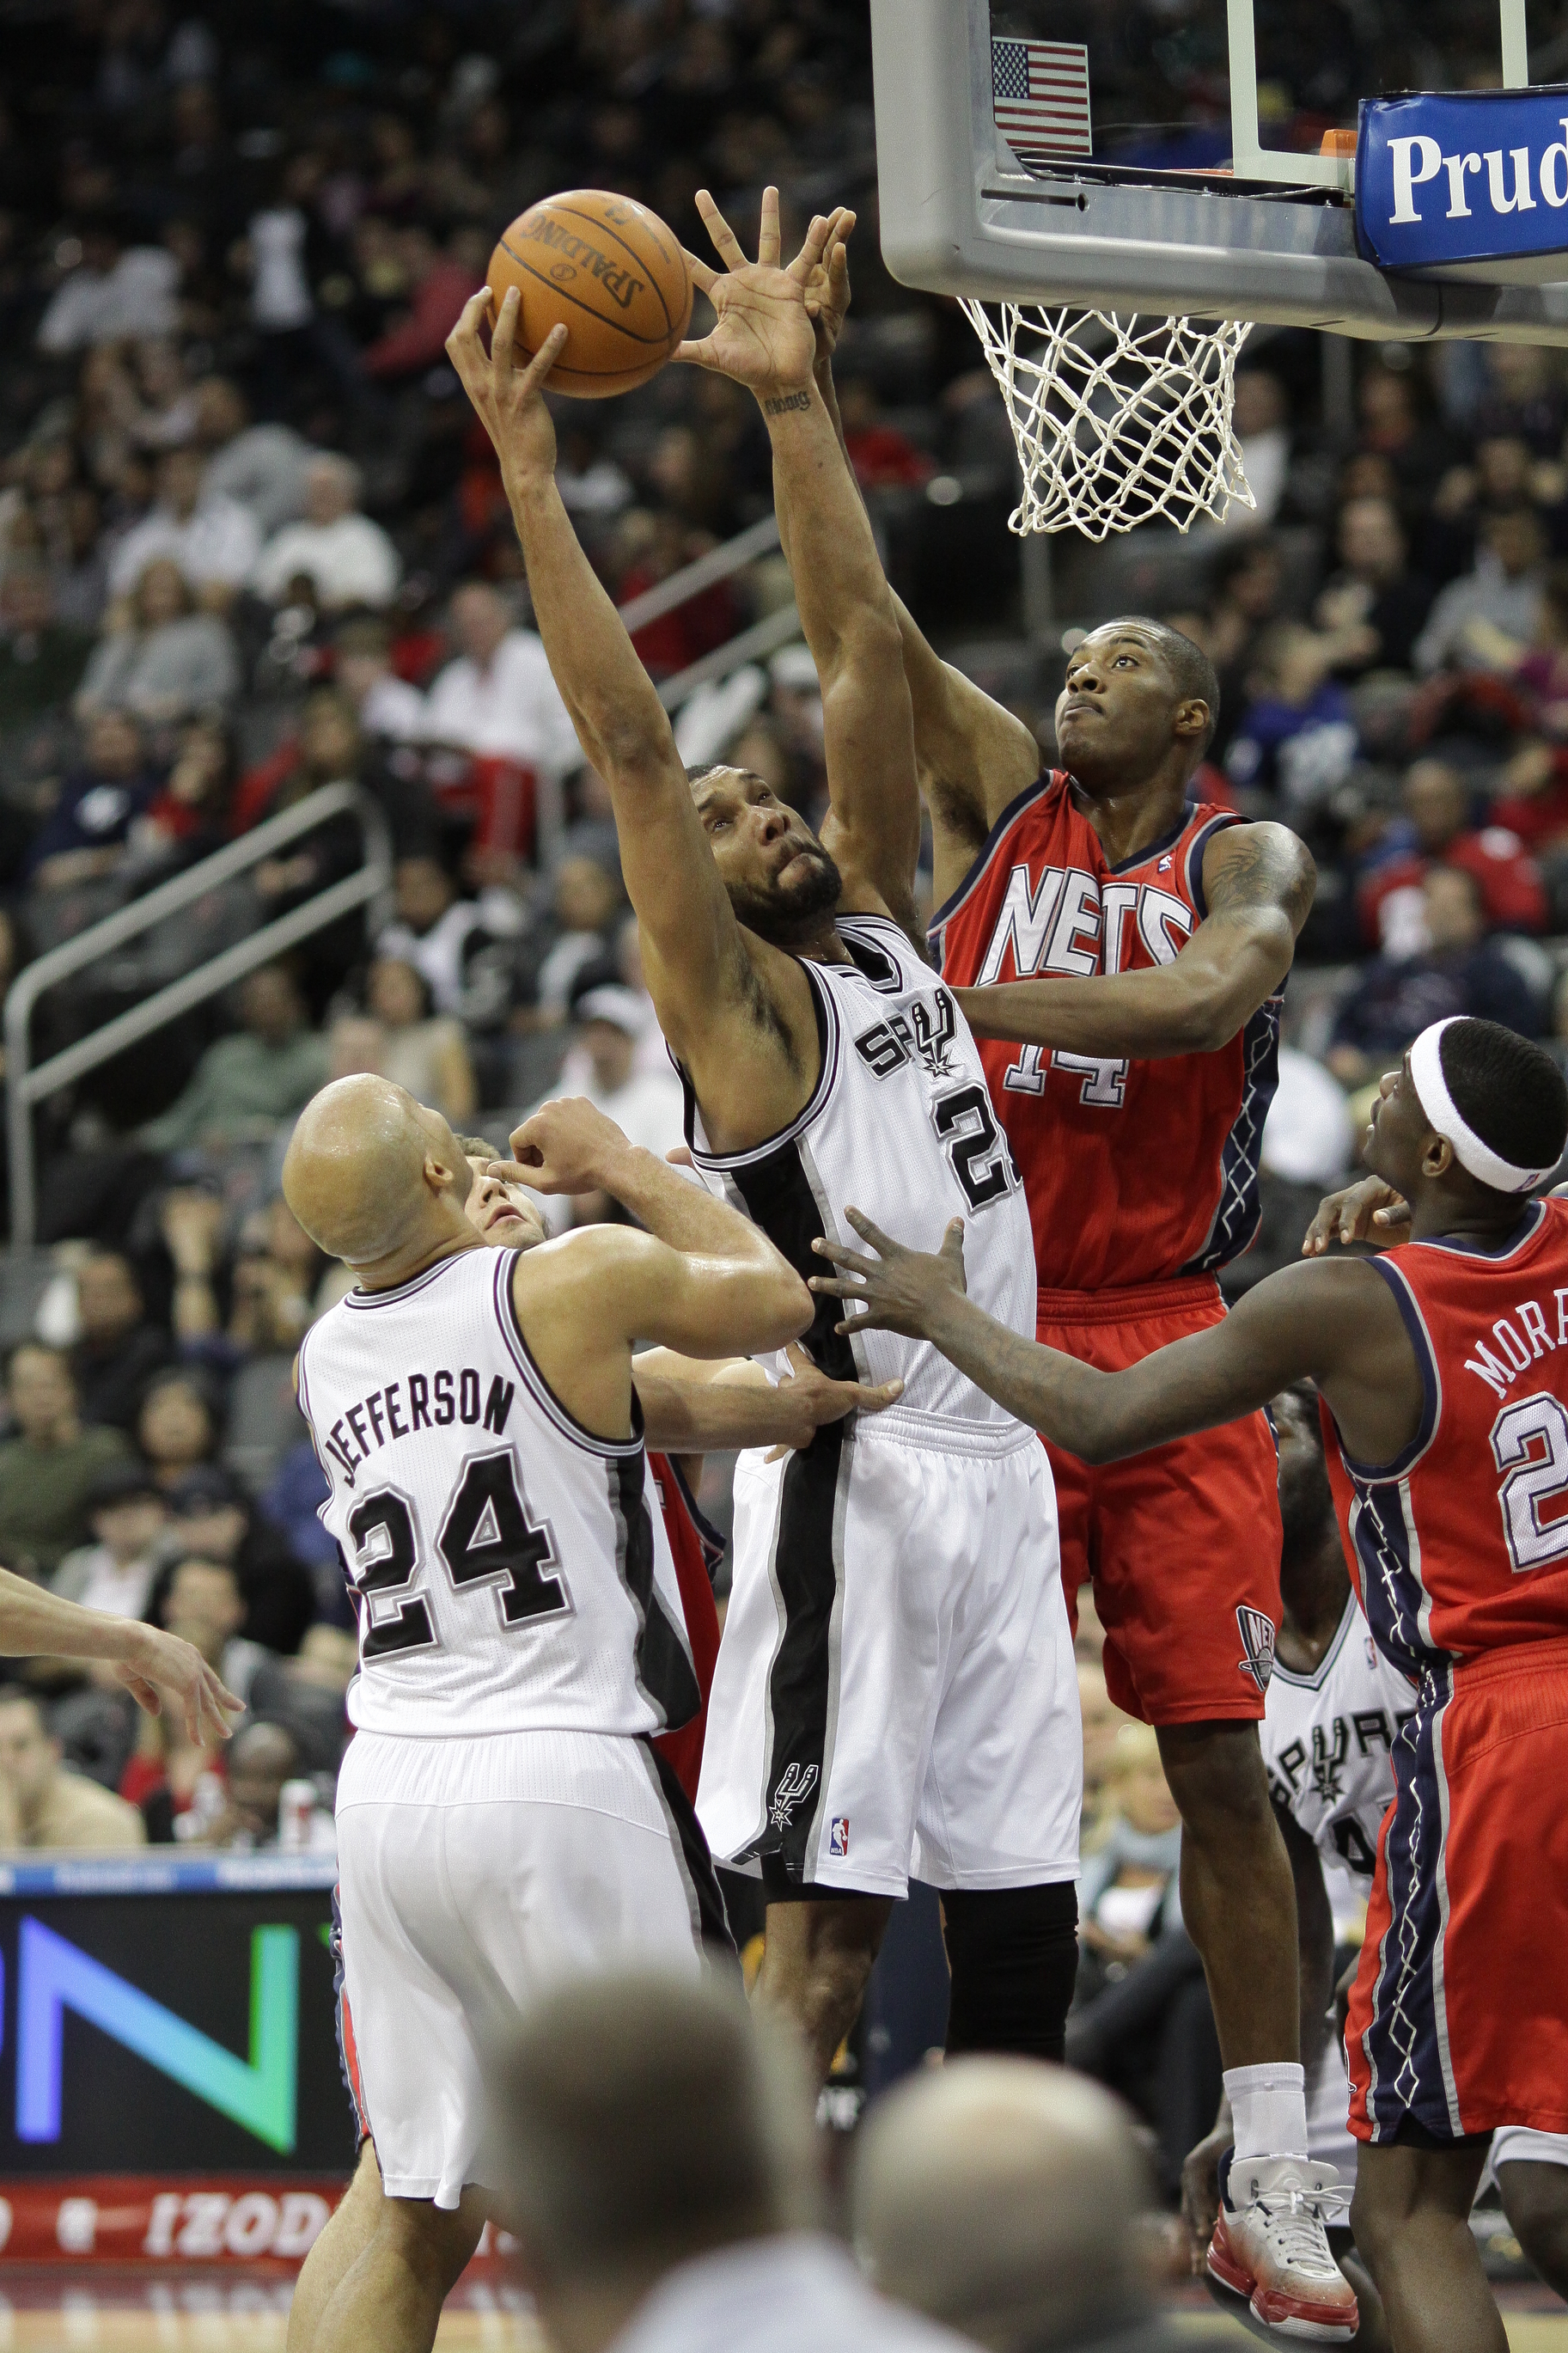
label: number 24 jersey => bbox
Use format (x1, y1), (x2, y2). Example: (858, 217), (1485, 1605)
(1322, 1198), (1568, 1680)
(296, 1247), (699, 1740)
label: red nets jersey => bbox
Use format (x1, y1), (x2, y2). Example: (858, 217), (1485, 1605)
(649, 1452), (723, 1803)
(930, 773), (1282, 1292)
(1322, 1199), (1568, 1681)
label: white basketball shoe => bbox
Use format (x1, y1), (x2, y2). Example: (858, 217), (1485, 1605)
(1206, 2151), (1359, 2341)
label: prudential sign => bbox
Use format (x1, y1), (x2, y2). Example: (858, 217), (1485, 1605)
(1358, 88), (1568, 281)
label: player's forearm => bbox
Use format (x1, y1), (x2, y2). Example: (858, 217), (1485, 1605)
(637, 1361), (806, 1453)
(0, 1568), (156, 1671)
(918, 1290), (1124, 1457)
(955, 925), (1287, 1060)
(763, 378), (899, 681)
(503, 470), (675, 786)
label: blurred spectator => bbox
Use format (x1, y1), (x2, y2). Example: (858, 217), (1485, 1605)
(356, 956), (478, 1124)
(52, 1464), (167, 1618)
(421, 582), (577, 776)
(1203, 537), (1286, 762)
(228, 1195), (331, 1358)
(35, 219), (180, 353)
(855, 2062), (1229, 2353)
(183, 1717), (311, 1849)
(152, 1554), (272, 1702)
(0, 1343), (133, 1579)
(136, 1370), (221, 1497)
(191, 376), (311, 535)
(25, 706), (160, 892)
(123, 1554), (258, 1835)
(521, 986), (684, 1234)
(161, 1469), (316, 1657)
(1260, 1047), (1355, 1191)
(252, 455), (400, 612)
(1223, 623), (1356, 812)
(838, 377), (932, 490)
(376, 853), (522, 1027)
(1217, 368), (1292, 531)
(0, 565), (92, 730)
(1313, 496), (1434, 677)
(362, 224), (483, 381)
(134, 712), (234, 864)
(70, 1250), (172, 1431)
(333, 613), (426, 743)
(106, 446), (260, 608)
(140, 963), (330, 1153)
(0, 1689), (143, 1849)
(75, 554), (239, 722)
(524, 855), (628, 1024)
(1414, 506), (1547, 675)
(490, 1973), (958, 2353)
(1357, 758), (1548, 949)
(1328, 865), (1545, 1090)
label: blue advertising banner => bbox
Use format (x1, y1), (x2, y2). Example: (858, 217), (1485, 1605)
(1358, 89), (1568, 280)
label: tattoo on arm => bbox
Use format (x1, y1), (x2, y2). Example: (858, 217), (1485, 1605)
(762, 390), (812, 418)
(1206, 822), (1316, 936)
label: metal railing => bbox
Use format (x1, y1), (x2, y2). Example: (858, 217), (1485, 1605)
(5, 784), (394, 1249)
(613, 512), (802, 712)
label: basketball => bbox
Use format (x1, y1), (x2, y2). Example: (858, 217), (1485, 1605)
(486, 190), (693, 399)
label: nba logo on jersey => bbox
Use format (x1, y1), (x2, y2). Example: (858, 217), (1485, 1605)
(1235, 1605), (1277, 1695)
(829, 1815), (851, 1858)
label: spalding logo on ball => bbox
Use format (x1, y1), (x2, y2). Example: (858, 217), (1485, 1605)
(487, 190), (694, 399)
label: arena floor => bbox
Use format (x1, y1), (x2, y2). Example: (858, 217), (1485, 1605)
(0, 2276), (1562, 2349)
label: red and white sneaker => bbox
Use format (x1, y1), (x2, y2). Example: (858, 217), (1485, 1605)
(1207, 2152), (1359, 2342)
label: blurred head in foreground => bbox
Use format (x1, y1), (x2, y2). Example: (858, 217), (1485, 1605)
(854, 2058), (1159, 2351)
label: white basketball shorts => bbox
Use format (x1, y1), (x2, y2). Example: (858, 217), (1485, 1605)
(335, 1727), (709, 2207)
(697, 1409), (1082, 1897)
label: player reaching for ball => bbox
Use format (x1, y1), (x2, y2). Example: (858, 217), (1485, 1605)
(446, 201), (1083, 2091)
(789, 208), (1327, 2334)
(809, 1017), (1568, 2353)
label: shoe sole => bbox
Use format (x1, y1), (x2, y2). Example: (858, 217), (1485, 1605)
(1206, 2244), (1358, 2343)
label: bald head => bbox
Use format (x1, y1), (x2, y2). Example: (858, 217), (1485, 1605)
(853, 2060), (1153, 2350)
(282, 1075), (469, 1267)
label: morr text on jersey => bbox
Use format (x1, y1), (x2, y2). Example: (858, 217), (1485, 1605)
(1463, 1289), (1568, 1401)
(321, 1368), (516, 1487)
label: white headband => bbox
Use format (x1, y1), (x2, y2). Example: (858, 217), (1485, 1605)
(1407, 1019), (1553, 1195)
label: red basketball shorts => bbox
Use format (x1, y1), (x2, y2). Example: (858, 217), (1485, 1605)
(1037, 1275), (1283, 1727)
(1347, 1639), (1568, 2143)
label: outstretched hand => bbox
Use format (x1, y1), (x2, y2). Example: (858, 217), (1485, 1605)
(491, 1097), (630, 1197)
(116, 1627), (245, 1749)
(803, 206), (855, 365)
(676, 185), (821, 394)
(1301, 1174), (1411, 1256)
(761, 1338), (904, 1460)
(446, 284), (567, 481)
(808, 1207), (968, 1338)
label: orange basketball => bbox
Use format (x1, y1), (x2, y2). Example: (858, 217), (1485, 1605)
(487, 190), (693, 399)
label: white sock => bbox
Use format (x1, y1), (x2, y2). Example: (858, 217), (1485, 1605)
(1225, 2062), (1308, 2167)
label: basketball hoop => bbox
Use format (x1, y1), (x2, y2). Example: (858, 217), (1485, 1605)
(960, 302), (1256, 541)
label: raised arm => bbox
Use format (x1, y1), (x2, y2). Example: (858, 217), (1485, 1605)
(797, 217), (1040, 898)
(808, 1208), (1421, 1468)
(681, 192), (922, 940)
(445, 293), (803, 1115)
(956, 819), (1315, 1059)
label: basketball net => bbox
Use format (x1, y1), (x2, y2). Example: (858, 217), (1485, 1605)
(960, 302), (1255, 541)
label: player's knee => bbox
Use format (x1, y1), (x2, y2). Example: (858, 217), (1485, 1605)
(942, 1882), (1079, 2063)
(376, 2194), (484, 2293)
(1156, 1720), (1273, 1842)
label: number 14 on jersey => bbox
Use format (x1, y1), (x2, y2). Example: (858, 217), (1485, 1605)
(1004, 1045), (1129, 1109)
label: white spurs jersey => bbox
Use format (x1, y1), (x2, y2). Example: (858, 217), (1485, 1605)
(683, 913), (1035, 1434)
(296, 1247), (699, 1741)
(1261, 1592), (1417, 1882)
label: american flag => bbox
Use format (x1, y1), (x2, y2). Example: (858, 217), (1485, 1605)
(991, 37), (1093, 160)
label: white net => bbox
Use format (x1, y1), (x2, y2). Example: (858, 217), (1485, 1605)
(960, 302), (1255, 541)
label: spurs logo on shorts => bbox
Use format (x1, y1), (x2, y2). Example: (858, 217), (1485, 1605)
(1236, 1605), (1277, 1695)
(769, 1763), (818, 1831)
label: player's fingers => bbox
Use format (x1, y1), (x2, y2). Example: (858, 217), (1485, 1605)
(680, 248), (720, 296)
(794, 211), (832, 278)
(485, 1158), (534, 1183)
(939, 1216), (966, 1257)
(664, 1144), (693, 1167)
(491, 282), (522, 372)
(125, 1676), (161, 1718)
(758, 184), (781, 268)
(808, 1276), (865, 1301)
(809, 1237), (875, 1274)
(843, 1205), (900, 1257)
(517, 319), (567, 394)
(446, 284), (491, 365)
(694, 188), (747, 270)
(856, 1378), (905, 1414)
(1372, 1201), (1412, 1226)
(763, 1442), (790, 1464)
(673, 336), (724, 370)
(781, 1340), (813, 1377)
